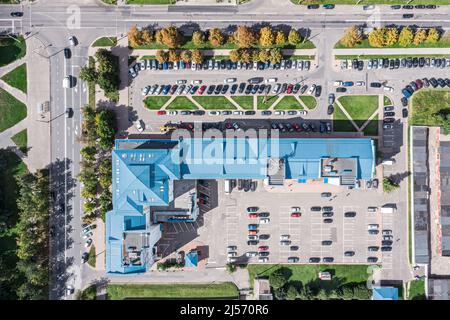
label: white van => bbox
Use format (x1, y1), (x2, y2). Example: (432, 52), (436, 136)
(191, 79), (202, 85)
(224, 179), (231, 194)
(367, 224), (379, 230)
(382, 158), (396, 165)
(63, 76), (71, 88)
(333, 81), (343, 87)
(265, 77), (277, 83)
(224, 78), (237, 84)
(381, 205), (396, 213)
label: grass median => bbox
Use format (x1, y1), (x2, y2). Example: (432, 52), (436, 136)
(299, 95), (317, 109)
(92, 37), (117, 47)
(165, 96), (198, 110)
(410, 90), (450, 129)
(1, 63), (27, 93)
(11, 129), (27, 154)
(192, 96), (236, 110)
(333, 103), (358, 132)
(143, 96), (171, 110)
(107, 283), (239, 300)
(337, 95), (379, 128)
(230, 96), (254, 110)
(257, 95), (277, 110)
(274, 96), (304, 110)
(0, 87), (27, 133)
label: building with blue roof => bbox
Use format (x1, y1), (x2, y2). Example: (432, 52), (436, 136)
(372, 287), (399, 300)
(106, 137), (375, 274)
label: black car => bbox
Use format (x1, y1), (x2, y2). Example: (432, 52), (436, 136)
(429, 78), (438, 88)
(245, 110), (256, 115)
(207, 85), (215, 95)
(370, 82), (382, 88)
(394, 59), (400, 69)
(426, 4), (437, 9)
(367, 257), (378, 263)
(322, 212), (333, 218)
(389, 59), (394, 69)
(419, 58), (425, 68)
(402, 13), (414, 18)
(406, 58), (413, 68)
(384, 118), (395, 123)
(247, 240), (258, 246)
(445, 78), (450, 87)
(323, 218), (333, 223)
(344, 251), (355, 257)
(352, 59), (358, 69)
(214, 84), (223, 94)
(336, 87), (347, 93)
(402, 5), (413, 9)
(402, 108), (408, 118)
(327, 105), (334, 115)
(281, 83), (288, 93)
(314, 85), (322, 97)
(323, 257), (334, 263)
(384, 112), (395, 117)
(401, 97), (408, 107)
(401, 58), (407, 68)
(383, 58), (389, 68)
(238, 82), (246, 94)
(438, 78), (446, 88)
(82, 252), (89, 263)
(311, 206), (321, 211)
(382, 240), (393, 246)
(391, 5), (401, 9)
(259, 251), (269, 257)
(220, 60), (226, 69)
(307, 4), (320, 9)
(381, 246), (392, 252)
(412, 57), (419, 68)
(10, 12), (23, 17)
(221, 84), (229, 94)
(258, 84), (266, 94)
(344, 211), (357, 218)
(251, 85), (259, 94)
(64, 48), (71, 59)
(322, 240), (332, 246)
(248, 77), (263, 84)
(357, 60), (364, 71)
(309, 257), (321, 263)
(323, 206), (333, 212)
(193, 110), (205, 116)
(230, 84), (238, 95)
(259, 234), (270, 240)
(245, 84), (253, 94)
(414, 4), (425, 9)
(300, 85), (308, 94)
(290, 245), (299, 251)
(292, 84), (301, 94)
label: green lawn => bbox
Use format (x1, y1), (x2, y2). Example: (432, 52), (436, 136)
(11, 129), (27, 154)
(299, 95), (317, 109)
(274, 95), (304, 110)
(248, 264), (370, 290)
(335, 37), (450, 49)
(78, 285), (97, 300)
(1, 63), (27, 93)
(0, 87), (27, 133)
(92, 37), (117, 47)
(257, 95), (277, 110)
(101, 0), (117, 4)
(337, 95), (379, 128)
(333, 103), (358, 132)
(408, 279), (426, 300)
(363, 114), (379, 136)
(0, 36), (26, 67)
(107, 283), (239, 300)
(384, 95), (392, 106)
(231, 96), (254, 110)
(193, 96), (236, 110)
(87, 245), (96, 268)
(165, 96), (198, 110)
(143, 96), (171, 110)
(410, 90), (450, 129)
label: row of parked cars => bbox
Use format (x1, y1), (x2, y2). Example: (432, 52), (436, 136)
(81, 223), (96, 263)
(130, 59), (312, 78)
(402, 77), (450, 100)
(340, 57), (450, 71)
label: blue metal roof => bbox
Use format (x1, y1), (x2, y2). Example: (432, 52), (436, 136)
(372, 287), (398, 300)
(185, 251), (198, 267)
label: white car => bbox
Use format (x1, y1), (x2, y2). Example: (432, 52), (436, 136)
(291, 207), (301, 213)
(175, 85), (184, 95)
(259, 218), (270, 224)
(258, 257), (269, 263)
(84, 238), (93, 247)
(68, 36), (76, 46)
(233, 110), (244, 115)
(367, 224), (379, 230)
(280, 234), (290, 241)
(168, 111), (178, 116)
(183, 85), (192, 95)
(155, 86), (163, 95)
(247, 235), (258, 241)
(274, 110), (285, 116)
(176, 79), (187, 85)
(355, 81), (365, 86)
(141, 86), (150, 96)
(227, 251), (237, 257)
(62, 76), (71, 88)
(209, 111), (221, 116)
(139, 61), (145, 71)
(66, 285), (74, 296)
(298, 110), (308, 115)
(383, 86), (394, 92)
(237, 61), (242, 69)
(227, 245), (237, 252)
(135, 120), (144, 132)
(272, 83), (281, 94)
(191, 79), (202, 85)
(333, 81), (343, 87)
(149, 84), (158, 95)
(307, 84), (316, 95)
(347, 59), (352, 69)
(82, 231), (93, 239)
(245, 251), (258, 257)
(227, 257), (237, 263)
(367, 206), (378, 213)
(253, 61), (258, 70)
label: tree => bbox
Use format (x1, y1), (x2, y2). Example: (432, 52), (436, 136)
(269, 269), (289, 289)
(192, 31), (205, 46)
(340, 286), (355, 300)
(159, 25), (183, 48)
(385, 28), (399, 46)
(352, 284), (371, 300)
(413, 28), (427, 46)
(239, 49), (251, 63)
(285, 285), (298, 300)
(234, 25), (256, 48)
(180, 50), (192, 63)
(208, 28), (225, 46)
(298, 285), (313, 300)
(229, 49), (240, 62)
(79, 65), (98, 83)
(80, 146), (97, 162)
(426, 28), (440, 43)
(155, 50), (169, 63)
(398, 27), (414, 47)
(252, 49), (260, 62)
(273, 287), (286, 300)
(128, 25), (142, 47)
(269, 47), (283, 64)
(98, 190), (112, 221)
(154, 29), (163, 44)
(383, 177), (400, 193)
(95, 109), (116, 150)
(141, 28), (153, 44)
(259, 26), (275, 47)
(83, 201), (97, 213)
(94, 49), (120, 96)
(168, 50), (180, 62)
(275, 31), (286, 45)
(288, 28), (301, 46)
(368, 28), (386, 47)
(259, 49), (270, 62)
(340, 25), (363, 48)
(191, 49), (203, 64)
(314, 288), (328, 300)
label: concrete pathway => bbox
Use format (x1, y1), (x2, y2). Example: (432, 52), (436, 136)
(0, 79), (27, 105)
(334, 99), (360, 131)
(358, 94), (383, 132)
(0, 57), (26, 78)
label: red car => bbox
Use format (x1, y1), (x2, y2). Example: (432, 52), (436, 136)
(157, 111), (166, 116)
(258, 246), (269, 252)
(292, 123), (302, 132)
(291, 212), (301, 218)
(415, 79), (423, 89)
(198, 85), (207, 95)
(248, 230), (258, 235)
(286, 84), (294, 94)
(249, 213), (258, 218)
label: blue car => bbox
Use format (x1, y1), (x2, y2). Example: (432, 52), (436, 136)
(342, 81), (354, 87)
(162, 85), (171, 95)
(248, 224), (258, 230)
(402, 88), (412, 98)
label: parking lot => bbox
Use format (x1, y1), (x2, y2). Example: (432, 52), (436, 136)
(157, 177), (400, 267)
